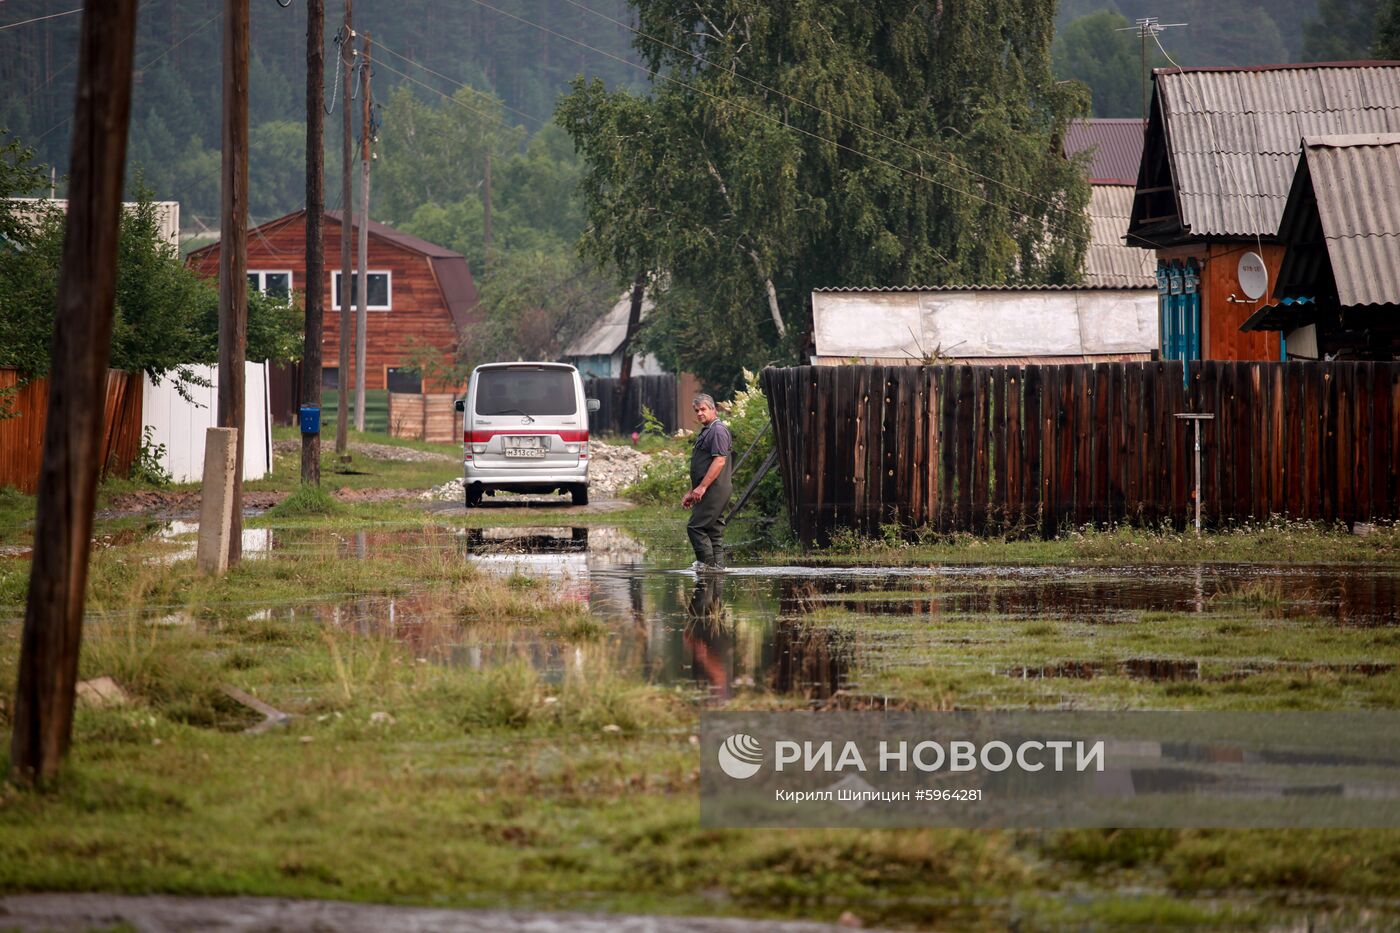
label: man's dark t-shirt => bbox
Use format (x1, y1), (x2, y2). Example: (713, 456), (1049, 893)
(690, 421), (733, 487)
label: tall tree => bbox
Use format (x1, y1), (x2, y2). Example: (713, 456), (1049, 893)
(1303, 0), (1382, 60)
(1378, 0), (1400, 56)
(558, 0), (1090, 390)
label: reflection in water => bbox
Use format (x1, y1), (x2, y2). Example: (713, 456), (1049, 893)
(773, 566), (1400, 627)
(685, 576), (732, 699)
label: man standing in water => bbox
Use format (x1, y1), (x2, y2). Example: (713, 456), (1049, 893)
(682, 393), (732, 570)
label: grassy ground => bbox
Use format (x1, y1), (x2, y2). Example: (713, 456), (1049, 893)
(766, 520), (1400, 567)
(3, 542), (1398, 929)
(0, 487), (32, 548)
(3, 434), (1400, 928)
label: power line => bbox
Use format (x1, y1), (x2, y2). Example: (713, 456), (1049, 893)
(0, 7), (81, 32)
(372, 57), (529, 134)
(373, 38), (543, 127)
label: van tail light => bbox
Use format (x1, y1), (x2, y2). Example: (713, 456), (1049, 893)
(471, 443), (487, 454)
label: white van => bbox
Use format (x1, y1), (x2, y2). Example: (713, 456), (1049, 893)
(454, 362), (600, 507)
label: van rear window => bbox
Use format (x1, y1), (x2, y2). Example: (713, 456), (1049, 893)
(474, 368), (577, 417)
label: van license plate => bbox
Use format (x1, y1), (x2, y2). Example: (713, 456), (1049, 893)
(504, 447), (545, 458)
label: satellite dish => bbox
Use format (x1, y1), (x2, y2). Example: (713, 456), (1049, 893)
(1238, 251), (1268, 301)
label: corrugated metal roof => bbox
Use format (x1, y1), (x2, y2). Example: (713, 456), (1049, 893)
(1156, 63), (1400, 237)
(1063, 119), (1146, 184)
(563, 289), (655, 357)
(1302, 134), (1400, 306)
(325, 210), (463, 258)
(813, 283), (1145, 293)
(1084, 185), (1156, 288)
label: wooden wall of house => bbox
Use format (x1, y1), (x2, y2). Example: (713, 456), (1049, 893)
(187, 217), (461, 392)
(1160, 242), (1286, 362)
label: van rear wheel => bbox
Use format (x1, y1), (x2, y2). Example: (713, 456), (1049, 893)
(465, 484), (484, 508)
(570, 484), (589, 506)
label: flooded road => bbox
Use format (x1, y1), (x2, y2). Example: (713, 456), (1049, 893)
(72, 523), (1400, 703)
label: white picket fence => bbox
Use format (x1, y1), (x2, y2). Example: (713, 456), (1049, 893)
(142, 362), (272, 483)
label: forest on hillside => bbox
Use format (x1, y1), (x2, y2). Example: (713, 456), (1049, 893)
(3, 0), (1387, 228)
(0, 0), (641, 230)
(4, 0), (1397, 388)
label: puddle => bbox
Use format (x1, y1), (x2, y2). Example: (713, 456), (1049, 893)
(157, 520), (275, 562)
(769, 565), (1400, 627)
(69, 522), (1400, 700)
(1003, 659), (1398, 683)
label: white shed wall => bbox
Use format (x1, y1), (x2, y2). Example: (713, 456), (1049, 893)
(142, 362), (272, 483)
(812, 289), (1158, 361)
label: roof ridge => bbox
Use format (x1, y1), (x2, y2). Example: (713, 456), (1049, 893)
(1155, 60), (1400, 75)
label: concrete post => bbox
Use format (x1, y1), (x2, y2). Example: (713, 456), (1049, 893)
(197, 427), (239, 575)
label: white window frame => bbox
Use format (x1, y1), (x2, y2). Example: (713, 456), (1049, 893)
(331, 269), (393, 311)
(247, 270), (294, 300)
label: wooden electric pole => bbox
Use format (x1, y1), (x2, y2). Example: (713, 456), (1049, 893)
(302, 0), (325, 485)
(219, 0), (250, 566)
(11, 0), (139, 787)
(354, 30), (371, 432)
(336, 0), (353, 457)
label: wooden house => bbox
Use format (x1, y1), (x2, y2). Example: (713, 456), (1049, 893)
(561, 289), (666, 379)
(1062, 119), (1156, 289)
(1241, 134), (1400, 360)
(187, 210), (478, 418)
(1126, 62), (1400, 363)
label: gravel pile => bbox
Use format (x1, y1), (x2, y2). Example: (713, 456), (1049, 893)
(587, 441), (653, 495)
(419, 440), (653, 502)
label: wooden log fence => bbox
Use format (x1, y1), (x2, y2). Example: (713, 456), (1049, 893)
(761, 362), (1400, 544)
(0, 368), (144, 494)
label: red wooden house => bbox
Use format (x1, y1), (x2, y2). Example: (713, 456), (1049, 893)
(187, 210), (478, 418)
(1126, 62), (1400, 363)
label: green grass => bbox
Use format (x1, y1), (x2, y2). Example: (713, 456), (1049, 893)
(262, 484), (342, 519)
(769, 520), (1400, 567)
(1, 610), (1398, 928)
(0, 486), (34, 548)
(5, 487), (1400, 927)
(245, 437), (460, 496)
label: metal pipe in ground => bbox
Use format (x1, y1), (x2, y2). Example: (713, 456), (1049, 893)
(1175, 413), (1214, 534)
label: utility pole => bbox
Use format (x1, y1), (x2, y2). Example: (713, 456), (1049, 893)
(219, 0), (250, 566)
(1117, 17), (1186, 122)
(354, 30), (371, 432)
(11, 0), (139, 787)
(302, 0), (325, 485)
(336, 0), (353, 457)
